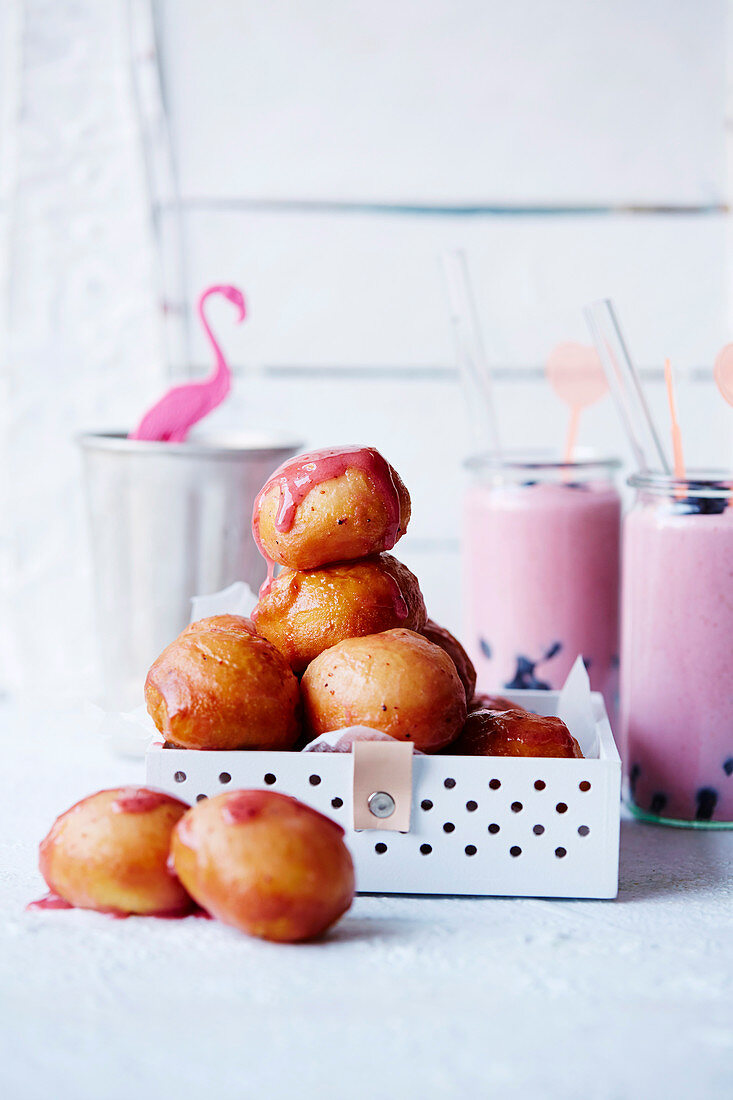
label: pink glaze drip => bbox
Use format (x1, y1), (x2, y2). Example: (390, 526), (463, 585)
(222, 790), (272, 825)
(384, 570), (409, 620)
(252, 446), (401, 591)
(27, 892), (73, 911)
(112, 788), (175, 814)
(222, 790), (345, 835)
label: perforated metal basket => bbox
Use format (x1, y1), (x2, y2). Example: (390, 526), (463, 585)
(145, 689), (620, 899)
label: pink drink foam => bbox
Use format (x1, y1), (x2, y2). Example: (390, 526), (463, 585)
(463, 481), (620, 715)
(622, 503), (733, 821)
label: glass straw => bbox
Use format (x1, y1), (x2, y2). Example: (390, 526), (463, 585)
(584, 298), (670, 473)
(440, 250), (502, 455)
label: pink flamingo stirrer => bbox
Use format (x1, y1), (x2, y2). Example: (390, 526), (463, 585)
(545, 342), (609, 462)
(130, 285), (246, 442)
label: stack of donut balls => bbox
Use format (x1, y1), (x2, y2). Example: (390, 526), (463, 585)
(32, 446), (580, 942)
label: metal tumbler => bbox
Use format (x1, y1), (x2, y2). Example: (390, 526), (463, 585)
(78, 432), (300, 710)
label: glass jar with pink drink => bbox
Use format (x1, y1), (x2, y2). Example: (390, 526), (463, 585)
(622, 471), (733, 826)
(463, 455), (622, 718)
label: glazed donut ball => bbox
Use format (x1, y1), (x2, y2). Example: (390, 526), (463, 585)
(38, 788), (192, 915)
(145, 616), (300, 750)
(253, 446), (411, 570)
(253, 554), (427, 674)
(181, 614), (257, 638)
(171, 790), (355, 942)
(448, 708), (583, 758)
(468, 692), (528, 714)
(421, 619), (476, 701)
(301, 628), (467, 753)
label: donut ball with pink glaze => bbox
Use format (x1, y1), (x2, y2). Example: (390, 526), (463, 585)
(301, 628), (467, 753)
(253, 446), (411, 570)
(421, 619), (476, 701)
(37, 788), (192, 915)
(253, 553), (427, 674)
(171, 790), (355, 942)
(448, 708), (583, 758)
(145, 615), (301, 750)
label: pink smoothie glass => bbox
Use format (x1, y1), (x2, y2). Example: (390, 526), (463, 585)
(622, 471), (733, 826)
(463, 455), (621, 719)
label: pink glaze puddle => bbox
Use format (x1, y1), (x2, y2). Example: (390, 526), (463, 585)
(26, 893), (210, 920)
(251, 446), (400, 594)
(112, 788), (176, 814)
(129, 285), (245, 443)
(27, 892), (73, 911)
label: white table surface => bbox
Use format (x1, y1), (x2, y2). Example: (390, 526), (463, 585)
(2, 699), (732, 1100)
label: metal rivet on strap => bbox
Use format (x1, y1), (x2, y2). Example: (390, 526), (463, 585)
(368, 791), (396, 819)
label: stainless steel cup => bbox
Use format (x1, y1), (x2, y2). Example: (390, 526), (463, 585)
(78, 432), (300, 710)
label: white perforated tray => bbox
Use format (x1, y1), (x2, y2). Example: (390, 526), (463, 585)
(146, 689), (620, 899)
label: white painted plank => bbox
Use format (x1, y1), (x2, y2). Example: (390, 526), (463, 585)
(171, 209), (727, 371)
(155, 0), (726, 204)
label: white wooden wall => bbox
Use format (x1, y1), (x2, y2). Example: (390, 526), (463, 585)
(148, 0), (733, 632)
(2, 0), (732, 697)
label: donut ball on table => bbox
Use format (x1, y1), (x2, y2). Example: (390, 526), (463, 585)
(449, 708), (583, 758)
(254, 553), (427, 674)
(38, 788), (192, 916)
(170, 790), (355, 942)
(145, 615), (300, 750)
(421, 619), (477, 701)
(301, 628), (467, 753)
(253, 446), (411, 571)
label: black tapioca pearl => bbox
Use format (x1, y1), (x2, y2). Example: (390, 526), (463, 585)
(723, 758), (733, 777)
(650, 792), (667, 815)
(696, 788), (718, 821)
(629, 764), (641, 796)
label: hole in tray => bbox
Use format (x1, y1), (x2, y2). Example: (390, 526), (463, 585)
(489, 778), (501, 790)
(466, 800), (478, 812)
(465, 845), (477, 856)
(309, 774), (321, 786)
(533, 824), (545, 835)
(511, 801), (523, 813)
(444, 778), (456, 789)
(218, 772), (231, 784)
(555, 847), (567, 858)
(375, 843), (387, 854)
(534, 780), (546, 791)
(174, 771), (186, 783)
(331, 797), (343, 809)
(420, 843), (432, 855)
(510, 845), (522, 857)
(488, 823), (500, 834)
(579, 780), (591, 792)
(264, 773), (276, 785)
(578, 825), (590, 837)
(556, 802), (568, 814)
(421, 799), (433, 811)
(443, 822), (455, 833)
(196, 794), (207, 802)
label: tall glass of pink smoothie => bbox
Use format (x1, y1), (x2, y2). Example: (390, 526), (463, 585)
(622, 471), (733, 825)
(463, 455), (621, 719)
